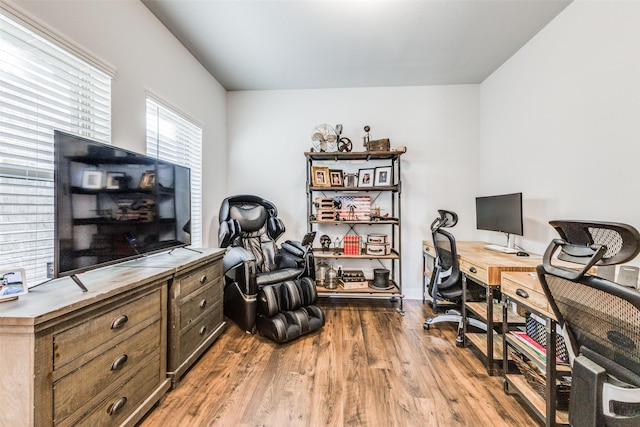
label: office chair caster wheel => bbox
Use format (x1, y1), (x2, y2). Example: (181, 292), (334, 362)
(455, 329), (464, 347)
(423, 322), (430, 330)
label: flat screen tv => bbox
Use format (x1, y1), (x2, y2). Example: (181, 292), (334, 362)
(54, 131), (191, 282)
(475, 192), (523, 252)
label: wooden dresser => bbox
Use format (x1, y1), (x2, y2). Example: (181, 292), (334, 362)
(0, 266), (172, 427)
(121, 248), (226, 386)
(0, 248), (226, 426)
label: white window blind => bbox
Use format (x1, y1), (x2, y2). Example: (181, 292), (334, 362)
(0, 11), (111, 285)
(146, 98), (202, 248)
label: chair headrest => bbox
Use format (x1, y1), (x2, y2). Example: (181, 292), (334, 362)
(219, 194), (278, 223)
(430, 209), (458, 232)
(542, 220), (640, 281)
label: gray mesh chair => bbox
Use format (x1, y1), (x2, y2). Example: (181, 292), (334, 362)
(423, 210), (486, 344)
(537, 220), (640, 427)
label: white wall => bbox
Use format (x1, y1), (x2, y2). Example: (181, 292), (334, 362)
(11, 0), (228, 248)
(480, 0), (640, 258)
(227, 86), (480, 299)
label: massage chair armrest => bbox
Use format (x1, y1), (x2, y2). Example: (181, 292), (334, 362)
(223, 246), (258, 296)
(276, 240), (315, 279)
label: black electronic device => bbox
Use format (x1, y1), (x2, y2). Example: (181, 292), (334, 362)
(54, 131), (191, 285)
(476, 192), (523, 253)
(516, 251), (529, 257)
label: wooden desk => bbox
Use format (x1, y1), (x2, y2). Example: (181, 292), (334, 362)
(501, 272), (570, 427)
(422, 240), (542, 375)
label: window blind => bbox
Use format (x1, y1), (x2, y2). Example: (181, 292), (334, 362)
(146, 98), (203, 248)
(0, 12), (111, 285)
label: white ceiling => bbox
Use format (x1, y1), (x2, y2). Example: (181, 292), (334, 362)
(142, 0), (572, 91)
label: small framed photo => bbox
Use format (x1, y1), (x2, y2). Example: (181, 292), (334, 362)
(139, 171), (156, 189)
(311, 166), (331, 187)
(82, 170), (104, 189)
(329, 169), (344, 187)
(106, 172), (125, 190)
(374, 166), (392, 187)
(0, 268), (28, 302)
(358, 168), (374, 187)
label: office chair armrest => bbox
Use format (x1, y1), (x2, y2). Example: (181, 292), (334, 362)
(603, 382), (640, 422)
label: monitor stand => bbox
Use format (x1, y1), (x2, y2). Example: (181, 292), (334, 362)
(484, 233), (519, 254)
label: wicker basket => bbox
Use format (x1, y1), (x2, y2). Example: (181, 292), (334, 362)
(510, 350), (571, 409)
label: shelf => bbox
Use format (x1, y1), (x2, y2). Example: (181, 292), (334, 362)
(466, 301), (526, 324)
(310, 219), (399, 225)
(309, 185), (399, 192)
(505, 374), (570, 426)
(316, 282), (402, 298)
(505, 334), (571, 374)
(313, 248), (399, 260)
(307, 149), (402, 310)
(466, 332), (506, 361)
(305, 150), (402, 161)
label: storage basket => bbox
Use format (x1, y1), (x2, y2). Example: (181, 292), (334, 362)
(526, 314), (569, 363)
(510, 350), (571, 409)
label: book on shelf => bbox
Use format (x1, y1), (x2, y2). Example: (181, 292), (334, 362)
(339, 279), (368, 290)
(510, 331), (565, 364)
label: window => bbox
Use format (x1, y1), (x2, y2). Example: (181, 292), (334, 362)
(146, 98), (203, 247)
(0, 8), (112, 285)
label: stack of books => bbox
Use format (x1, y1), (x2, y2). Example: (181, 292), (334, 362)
(343, 235), (361, 255)
(340, 270), (368, 289)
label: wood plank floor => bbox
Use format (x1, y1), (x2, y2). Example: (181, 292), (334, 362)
(139, 299), (539, 426)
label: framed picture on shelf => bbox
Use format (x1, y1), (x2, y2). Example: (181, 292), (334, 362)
(374, 166), (392, 187)
(358, 168), (374, 187)
(106, 172), (125, 190)
(139, 171), (156, 189)
(81, 170), (104, 189)
(329, 169), (344, 187)
(311, 166), (331, 187)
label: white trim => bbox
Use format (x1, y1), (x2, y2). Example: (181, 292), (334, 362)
(145, 90), (204, 130)
(0, 0), (117, 77)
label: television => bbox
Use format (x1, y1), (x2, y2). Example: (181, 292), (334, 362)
(54, 131), (191, 285)
(475, 192), (523, 253)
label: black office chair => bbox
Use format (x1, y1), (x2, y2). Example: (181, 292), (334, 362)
(537, 220), (640, 427)
(423, 210), (486, 343)
(218, 195), (325, 343)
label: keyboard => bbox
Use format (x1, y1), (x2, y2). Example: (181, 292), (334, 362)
(484, 244), (519, 254)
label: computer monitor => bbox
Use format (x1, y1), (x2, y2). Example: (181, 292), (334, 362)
(476, 192), (523, 253)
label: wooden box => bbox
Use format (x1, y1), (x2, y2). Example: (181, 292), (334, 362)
(316, 210), (336, 221)
(315, 197), (334, 209)
(368, 138), (390, 151)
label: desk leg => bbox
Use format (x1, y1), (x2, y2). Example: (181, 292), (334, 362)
(486, 286), (494, 375)
(460, 274), (468, 347)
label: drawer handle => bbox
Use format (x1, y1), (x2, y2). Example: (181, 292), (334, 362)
(200, 299), (207, 309)
(107, 397), (127, 416)
(199, 325), (207, 336)
(469, 267), (477, 274)
(516, 288), (529, 299)
(111, 315), (128, 329)
(200, 275), (207, 284)
(111, 354), (128, 371)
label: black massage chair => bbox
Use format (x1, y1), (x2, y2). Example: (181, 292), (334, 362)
(218, 195), (325, 343)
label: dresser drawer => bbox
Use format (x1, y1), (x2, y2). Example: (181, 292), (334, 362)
(54, 290), (161, 370)
(180, 303), (223, 362)
(53, 320), (160, 423)
(460, 259), (488, 284)
(502, 273), (553, 317)
(178, 262), (222, 297)
(179, 278), (222, 331)
(57, 354), (161, 427)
